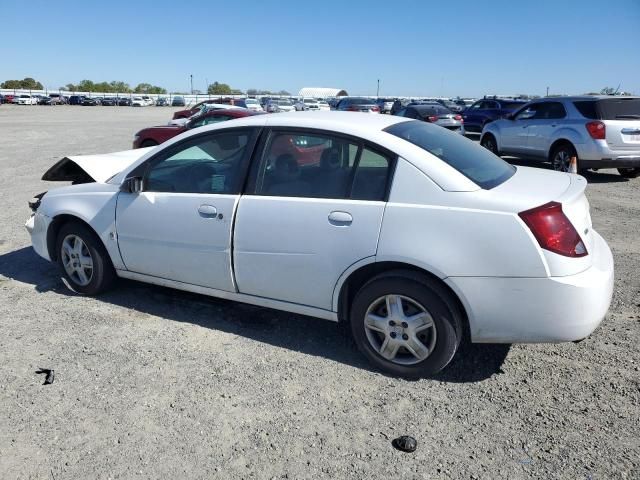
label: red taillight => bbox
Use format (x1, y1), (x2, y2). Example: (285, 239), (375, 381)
(427, 115), (438, 122)
(585, 121), (605, 140)
(454, 114), (463, 121)
(518, 202), (587, 257)
(372, 106), (380, 112)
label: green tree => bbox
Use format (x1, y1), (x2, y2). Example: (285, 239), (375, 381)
(77, 79), (96, 92)
(208, 81), (233, 95)
(1, 77), (44, 89)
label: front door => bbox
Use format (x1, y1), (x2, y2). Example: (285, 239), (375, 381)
(233, 129), (394, 310)
(116, 128), (257, 291)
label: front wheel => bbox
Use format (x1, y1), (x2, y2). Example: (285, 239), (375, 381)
(56, 222), (116, 295)
(350, 272), (463, 378)
(617, 167), (640, 179)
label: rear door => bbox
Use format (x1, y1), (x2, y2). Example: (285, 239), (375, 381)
(233, 129), (394, 310)
(527, 102), (568, 156)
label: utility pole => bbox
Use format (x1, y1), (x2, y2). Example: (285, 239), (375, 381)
(546, 86), (549, 97)
(190, 74), (193, 94)
(377, 79), (380, 97)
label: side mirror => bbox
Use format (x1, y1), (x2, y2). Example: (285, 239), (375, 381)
(120, 176), (142, 193)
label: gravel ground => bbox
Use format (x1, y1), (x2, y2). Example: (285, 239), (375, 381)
(0, 105), (638, 479)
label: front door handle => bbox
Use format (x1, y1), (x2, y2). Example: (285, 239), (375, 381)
(198, 204), (217, 218)
(328, 211), (352, 226)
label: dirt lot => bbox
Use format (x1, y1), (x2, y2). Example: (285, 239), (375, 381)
(0, 105), (638, 479)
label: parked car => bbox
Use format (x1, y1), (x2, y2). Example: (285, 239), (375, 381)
(172, 99), (243, 119)
(273, 98), (296, 112)
(376, 98), (396, 114)
(27, 112), (614, 377)
(336, 97), (380, 113)
(48, 94), (68, 105)
(169, 104), (244, 125)
(244, 98), (263, 112)
(462, 98), (526, 133)
(101, 97), (118, 106)
(171, 96), (186, 107)
(16, 94), (38, 105)
(68, 95), (86, 105)
(435, 99), (464, 113)
(131, 97), (146, 107)
(394, 104), (464, 134)
(133, 109), (262, 148)
(1, 94), (15, 104)
(156, 97), (169, 106)
(118, 98), (132, 107)
(316, 100), (330, 111)
(480, 96), (640, 177)
(82, 97), (100, 106)
(141, 96), (154, 106)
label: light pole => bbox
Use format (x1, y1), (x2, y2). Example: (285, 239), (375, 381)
(546, 86), (549, 97)
(377, 79), (380, 97)
(190, 74), (193, 95)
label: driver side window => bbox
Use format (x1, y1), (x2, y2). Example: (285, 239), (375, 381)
(515, 105), (538, 120)
(145, 130), (252, 194)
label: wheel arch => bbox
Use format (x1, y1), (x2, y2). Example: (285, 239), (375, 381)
(547, 138), (576, 161)
(46, 213), (107, 262)
(334, 259), (470, 340)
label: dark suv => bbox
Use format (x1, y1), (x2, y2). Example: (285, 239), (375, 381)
(462, 98), (527, 132)
(336, 97), (380, 113)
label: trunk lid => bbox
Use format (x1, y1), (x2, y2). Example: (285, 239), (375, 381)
(489, 166), (593, 276)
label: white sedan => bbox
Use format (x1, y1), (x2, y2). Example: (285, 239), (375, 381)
(16, 94), (38, 105)
(25, 112), (614, 377)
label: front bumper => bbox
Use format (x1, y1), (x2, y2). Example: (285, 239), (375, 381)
(446, 231), (614, 343)
(25, 212), (52, 261)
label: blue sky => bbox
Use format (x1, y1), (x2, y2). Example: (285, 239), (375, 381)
(1, 0), (639, 97)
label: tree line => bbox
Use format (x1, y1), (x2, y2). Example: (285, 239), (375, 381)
(63, 80), (167, 94)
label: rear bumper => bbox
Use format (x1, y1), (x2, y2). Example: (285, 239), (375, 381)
(446, 231), (614, 343)
(580, 156), (640, 169)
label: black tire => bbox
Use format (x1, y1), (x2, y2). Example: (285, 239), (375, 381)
(480, 134), (499, 155)
(349, 271), (463, 378)
(55, 221), (116, 295)
(550, 143), (577, 172)
(140, 139), (158, 148)
(617, 167), (640, 179)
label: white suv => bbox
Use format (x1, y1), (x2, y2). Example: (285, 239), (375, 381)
(481, 96), (640, 178)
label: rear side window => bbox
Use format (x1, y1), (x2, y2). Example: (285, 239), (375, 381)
(384, 121), (515, 189)
(573, 101), (598, 119)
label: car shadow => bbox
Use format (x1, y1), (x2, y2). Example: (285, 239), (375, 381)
(502, 157), (628, 183)
(0, 247), (510, 383)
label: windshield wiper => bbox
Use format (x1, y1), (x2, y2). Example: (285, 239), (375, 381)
(615, 114), (640, 119)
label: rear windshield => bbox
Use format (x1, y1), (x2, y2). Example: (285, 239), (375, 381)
(385, 121), (515, 189)
(500, 101), (526, 110)
(348, 98), (375, 105)
(574, 99), (640, 120)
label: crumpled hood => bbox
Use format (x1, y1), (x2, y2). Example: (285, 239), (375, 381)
(42, 147), (153, 183)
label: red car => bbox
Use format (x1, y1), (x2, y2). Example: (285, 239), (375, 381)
(133, 109), (262, 148)
(172, 98), (248, 120)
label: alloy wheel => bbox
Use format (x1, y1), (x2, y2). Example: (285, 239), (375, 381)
(364, 294), (437, 365)
(61, 234), (94, 286)
(552, 149), (571, 172)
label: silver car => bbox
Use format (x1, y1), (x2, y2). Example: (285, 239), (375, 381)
(394, 104), (465, 134)
(481, 96), (640, 177)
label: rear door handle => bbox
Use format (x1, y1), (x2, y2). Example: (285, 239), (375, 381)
(328, 211), (352, 226)
(198, 204), (217, 218)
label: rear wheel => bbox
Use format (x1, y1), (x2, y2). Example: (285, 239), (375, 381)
(140, 139), (158, 148)
(550, 143), (577, 172)
(349, 271), (463, 378)
(617, 167), (640, 178)
(480, 134), (499, 155)
(56, 222), (116, 295)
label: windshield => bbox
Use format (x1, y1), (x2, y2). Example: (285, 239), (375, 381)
(385, 121), (515, 189)
(277, 99), (293, 105)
